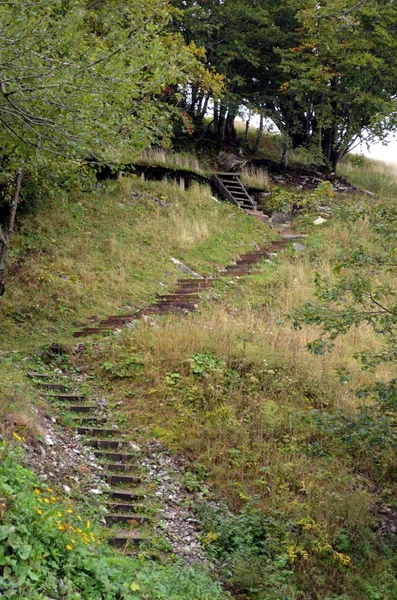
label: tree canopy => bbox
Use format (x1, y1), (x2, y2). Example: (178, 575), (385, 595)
(172, 0), (397, 169)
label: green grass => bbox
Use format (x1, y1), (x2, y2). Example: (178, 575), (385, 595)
(77, 194), (397, 600)
(0, 177), (266, 353)
(2, 159), (397, 600)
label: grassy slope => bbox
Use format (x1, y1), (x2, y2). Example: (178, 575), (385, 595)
(0, 176), (268, 599)
(0, 177), (265, 428)
(76, 163), (396, 599)
(1, 159), (396, 599)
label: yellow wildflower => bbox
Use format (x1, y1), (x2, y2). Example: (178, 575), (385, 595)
(86, 520), (90, 529)
(44, 499), (50, 504)
(35, 489), (40, 495)
(57, 512), (62, 517)
(46, 488), (53, 493)
(66, 509), (73, 514)
(58, 525), (65, 531)
(51, 497), (57, 502)
(13, 432), (22, 442)
(71, 538), (75, 544)
(77, 515), (82, 522)
(66, 545), (72, 551)
(36, 509), (43, 515)
(37, 498), (42, 503)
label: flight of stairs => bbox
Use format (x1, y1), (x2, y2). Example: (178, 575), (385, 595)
(211, 172), (270, 225)
(73, 238), (291, 337)
(28, 373), (151, 553)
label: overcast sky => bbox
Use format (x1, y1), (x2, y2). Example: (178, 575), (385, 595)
(354, 134), (397, 163)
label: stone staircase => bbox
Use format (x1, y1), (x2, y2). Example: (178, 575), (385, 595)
(28, 373), (151, 552)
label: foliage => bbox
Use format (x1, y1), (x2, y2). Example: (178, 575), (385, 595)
(195, 502), (295, 599)
(172, 0), (397, 168)
(291, 197), (397, 412)
(0, 440), (226, 599)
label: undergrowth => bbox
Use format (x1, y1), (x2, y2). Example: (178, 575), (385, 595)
(0, 439), (226, 599)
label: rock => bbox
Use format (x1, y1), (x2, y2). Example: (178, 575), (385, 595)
(217, 151), (248, 172)
(270, 211), (289, 224)
(293, 243), (306, 252)
(390, 525), (396, 534)
(128, 441), (141, 452)
(313, 216), (327, 225)
(63, 485), (71, 494)
(171, 258), (202, 278)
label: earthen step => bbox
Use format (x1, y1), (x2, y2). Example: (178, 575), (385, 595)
(94, 451), (139, 463)
(38, 383), (68, 391)
(105, 473), (141, 485)
(110, 489), (146, 501)
(106, 513), (149, 526)
(78, 427), (117, 437)
(89, 438), (125, 450)
(66, 404), (96, 414)
(108, 532), (147, 549)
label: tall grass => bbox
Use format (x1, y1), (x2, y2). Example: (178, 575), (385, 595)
(339, 155), (397, 197)
(136, 148), (208, 175)
(240, 166), (270, 189)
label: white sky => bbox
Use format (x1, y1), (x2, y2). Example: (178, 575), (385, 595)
(354, 135), (397, 163)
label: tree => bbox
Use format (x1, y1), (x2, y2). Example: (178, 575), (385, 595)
(278, 0), (397, 170)
(0, 0), (212, 293)
(170, 0), (270, 145)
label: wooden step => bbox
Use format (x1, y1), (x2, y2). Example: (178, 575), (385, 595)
(38, 383), (68, 391)
(110, 489), (146, 501)
(107, 502), (146, 512)
(50, 394), (86, 402)
(106, 513), (149, 526)
(27, 372), (53, 379)
(66, 404), (96, 414)
(105, 473), (141, 485)
(156, 294), (200, 301)
(73, 416), (102, 425)
(108, 531), (147, 549)
(89, 438), (125, 450)
(78, 427), (117, 437)
(104, 463), (140, 473)
(94, 451), (140, 463)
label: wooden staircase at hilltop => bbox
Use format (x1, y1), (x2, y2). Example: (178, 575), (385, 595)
(212, 172), (268, 223)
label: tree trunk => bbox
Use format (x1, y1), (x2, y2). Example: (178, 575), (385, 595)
(252, 113), (264, 154)
(244, 117), (250, 144)
(224, 111), (236, 142)
(282, 148), (289, 168)
(0, 167), (23, 296)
